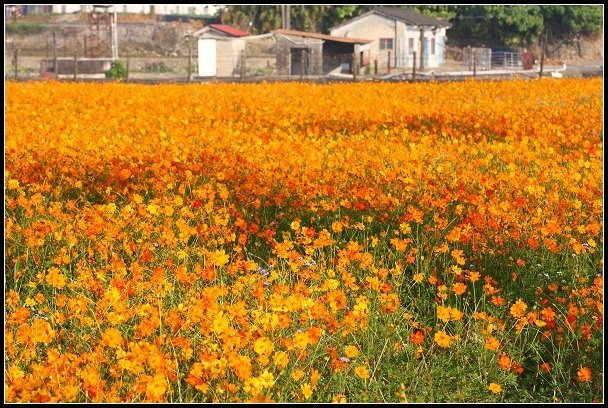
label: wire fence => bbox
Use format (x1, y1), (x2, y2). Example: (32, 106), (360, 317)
(5, 32), (601, 82)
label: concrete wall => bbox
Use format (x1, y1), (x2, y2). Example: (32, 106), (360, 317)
(49, 5), (221, 16)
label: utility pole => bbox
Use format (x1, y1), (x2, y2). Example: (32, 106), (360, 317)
(281, 5), (290, 29)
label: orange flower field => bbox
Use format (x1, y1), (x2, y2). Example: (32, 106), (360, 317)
(4, 79), (603, 402)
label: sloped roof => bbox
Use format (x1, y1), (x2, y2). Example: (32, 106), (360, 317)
(192, 24), (251, 37)
(209, 24), (251, 37)
(273, 29), (372, 44)
(332, 7), (452, 30)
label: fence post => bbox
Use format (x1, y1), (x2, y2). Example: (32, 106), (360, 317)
(352, 52), (357, 80)
(387, 51), (391, 74)
(13, 48), (19, 79)
(53, 31), (58, 76)
(374, 59), (378, 75)
(539, 32), (546, 79)
(412, 52), (416, 81)
(46, 37), (49, 58)
(188, 44), (192, 82)
(301, 49), (306, 80)
(240, 49), (245, 81)
(73, 53), (77, 80)
(83, 35), (87, 58)
(126, 50), (130, 82)
(473, 48), (477, 77)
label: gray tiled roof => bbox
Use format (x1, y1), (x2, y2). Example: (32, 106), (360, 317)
(374, 7), (452, 27)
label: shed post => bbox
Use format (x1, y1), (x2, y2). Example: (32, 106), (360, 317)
(539, 31), (546, 79)
(387, 51), (391, 74)
(73, 52), (77, 80)
(374, 59), (378, 75)
(473, 48), (477, 77)
(419, 29), (424, 70)
(13, 48), (19, 79)
(301, 49), (306, 80)
(53, 31), (58, 76)
(240, 49), (245, 81)
(46, 37), (49, 58)
(352, 52), (357, 80)
(83, 35), (87, 58)
(188, 42), (192, 82)
(126, 49), (130, 82)
(412, 51), (416, 81)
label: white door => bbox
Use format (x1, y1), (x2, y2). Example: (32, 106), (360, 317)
(198, 39), (217, 77)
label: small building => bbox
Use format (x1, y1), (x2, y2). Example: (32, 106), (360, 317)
(273, 29), (372, 76)
(330, 6), (451, 70)
(193, 24), (251, 77)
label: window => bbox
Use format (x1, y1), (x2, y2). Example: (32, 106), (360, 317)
(379, 38), (393, 50)
(431, 38), (436, 55)
(408, 38), (414, 53)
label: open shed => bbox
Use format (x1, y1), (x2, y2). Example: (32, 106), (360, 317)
(273, 29), (372, 76)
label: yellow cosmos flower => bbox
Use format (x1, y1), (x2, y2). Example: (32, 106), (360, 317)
(488, 382), (502, 393)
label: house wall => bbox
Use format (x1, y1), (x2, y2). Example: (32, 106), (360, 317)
(216, 38), (246, 77)
(331, 14), (396, 69)
(332, 13), (448, 69)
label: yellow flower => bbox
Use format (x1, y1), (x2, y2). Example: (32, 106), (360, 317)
(488, 382), (502, 393)
(434, 330), (452, 348)
(273, 351), (289, 368)
(212, 311), (230, 334)
(354, 365), (370, 379)
(291, 369), (305, 381)
(437, 305), (451, 323)
(101, 327), (123, 349)
(344, 345), (360, 358)
(332, 393), (347, 403)
(209, 249), (229, 267)
(146, 374), (167, 402)
(301, 383), (313, 400)
(254, 336), (274, 356)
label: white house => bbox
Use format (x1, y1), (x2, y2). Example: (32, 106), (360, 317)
(330, 7), (451, 70)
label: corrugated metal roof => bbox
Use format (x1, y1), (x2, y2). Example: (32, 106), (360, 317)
(273, 29), (372, 44)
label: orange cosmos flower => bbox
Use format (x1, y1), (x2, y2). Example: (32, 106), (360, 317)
(509, 299), (528, 318)
(452, 282), (467, 295)
(410, 330), (425, 345)
(577, 367), (592, 382)
(485, 336), (500, 351)
(498, 353), (512, 370)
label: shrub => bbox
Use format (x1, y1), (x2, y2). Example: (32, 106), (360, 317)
(105, 60), (127, 79)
